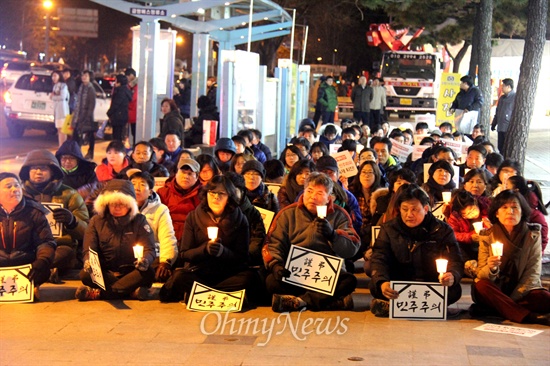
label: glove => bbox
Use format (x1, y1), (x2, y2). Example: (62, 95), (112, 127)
(29, 259), (49, 281)
(53, 208), (76, 228)
(155, 261), (172, 282)
(135, 257), (150, 271)
(491, 122), (497, 131)
(206, 239), (224, 257)
(83, 260), (93, 274)
(272, 263), (291, 281)
(316, 218), (336, 241)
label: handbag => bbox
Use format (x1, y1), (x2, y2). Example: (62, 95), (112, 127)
(61, 114), (73, 135)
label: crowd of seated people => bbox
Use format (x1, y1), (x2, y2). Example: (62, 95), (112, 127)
(1, 112), (548, 326)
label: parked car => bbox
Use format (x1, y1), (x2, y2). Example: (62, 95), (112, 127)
(95, 76), (116, 97)
(1, 60), (39, 87)
(3, 70), (110, 138)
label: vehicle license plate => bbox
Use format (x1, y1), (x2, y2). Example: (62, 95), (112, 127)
(31, 101), (47, 110)
(400, 98), (412, 106)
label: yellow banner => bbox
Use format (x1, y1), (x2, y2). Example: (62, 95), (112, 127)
(436, 73), (462, 127)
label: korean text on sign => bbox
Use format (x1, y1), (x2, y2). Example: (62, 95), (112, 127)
(283, 245), (343, 296)
(0, 265), (34, 303)
(390, 281), (448, 320)
(43, 202), (63, 238)
(187, 282), (245, 312)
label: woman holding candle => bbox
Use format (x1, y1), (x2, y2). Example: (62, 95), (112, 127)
(472, 190), (550, 325)
(159, 175), (252, 304)
(421, 160), (456, 205)
(76, 179), (156, 301)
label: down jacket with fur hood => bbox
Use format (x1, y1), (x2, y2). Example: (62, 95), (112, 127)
(83, 180), (155, 272)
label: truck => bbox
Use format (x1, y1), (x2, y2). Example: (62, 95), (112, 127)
(367, 24), (444, 118)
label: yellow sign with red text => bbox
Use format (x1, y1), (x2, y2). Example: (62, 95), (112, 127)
(436, 73), (462, 128)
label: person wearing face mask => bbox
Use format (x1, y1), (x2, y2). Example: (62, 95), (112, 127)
(19, 150), (89, 283)
(76, 179), (156, 301)
(0, 173), (56, 301)
(159, 176), (253, 304)
(263, 172), (360, 312)
(157, 159), (202, 241)
(120, 141), (169, 178)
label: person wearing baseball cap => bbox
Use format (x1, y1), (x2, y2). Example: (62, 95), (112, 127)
(157, 158), (201, 240)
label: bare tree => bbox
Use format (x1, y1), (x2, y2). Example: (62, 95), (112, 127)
(503, 0), (548, 169)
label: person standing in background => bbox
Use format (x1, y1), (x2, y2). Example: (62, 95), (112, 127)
(72, 70), (96, 160)
(370, 78), (387, 127)
(51, 70), (70, 147)
(351, 76), (373, 126)
(125, 68), (138, 147)
(107, 74), (132, 143)
(491, 78), (516, 155)
(62, 68), (77, 114)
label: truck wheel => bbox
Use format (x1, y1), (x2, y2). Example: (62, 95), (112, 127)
(7, 120), (25, 138)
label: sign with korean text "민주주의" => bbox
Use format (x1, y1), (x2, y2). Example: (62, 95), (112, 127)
(0, 265), (34, 303)
(390, 281), (448, 320)
(283, 245), (343, 296)
(187, 282), (245, 312)
(89, 249), (106, 291)
(43, 202), (63, 238)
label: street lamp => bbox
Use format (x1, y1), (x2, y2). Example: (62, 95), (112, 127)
(43, 0), (53, 62)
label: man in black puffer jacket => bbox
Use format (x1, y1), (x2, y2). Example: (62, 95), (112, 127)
(55, 139), (98, 191)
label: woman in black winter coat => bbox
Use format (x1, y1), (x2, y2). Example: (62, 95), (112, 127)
(107, 74), (133, 142)
(0, 173), (56, 300)
(184, 95), (219, 148)
(160, 175), (253, 303)
(76, 179), (156, 301)
(159, 98), (184, 139)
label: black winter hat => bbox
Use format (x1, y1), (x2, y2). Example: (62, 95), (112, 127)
(315, 155), (339, 173)
(102, 179), (136, 199)
(241, 160), (266, 179)
(428, 160), (455, 178)
(20, 149), (64, 182)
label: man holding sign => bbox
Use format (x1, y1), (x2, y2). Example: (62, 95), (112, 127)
(369, 184), (464, 317)
(263, 172), (360, 312)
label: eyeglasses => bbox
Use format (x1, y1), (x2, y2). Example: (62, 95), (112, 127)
(109, 202), (127, 208)
(208, 191), (228, 198)
(60, 156), (77, 162)
(243, 172), (261, 178)
(29, 165), (49, 171)
(361, 171), (375, 177)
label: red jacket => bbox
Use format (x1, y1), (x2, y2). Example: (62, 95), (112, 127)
(447, 211), (475, 245)
(526, 191), (548, 251)
(157, 179), (201, 240)
(95, 157), (130, 182)
(128, 83), (137, 124)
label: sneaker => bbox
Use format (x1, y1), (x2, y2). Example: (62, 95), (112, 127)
(132, 286), (153, 301)
(326, 294), (354, 310)
(370, 298), (390, 317)
(464, 260), (478, 278)
(271, 294), (305, 313)
(48, 268), (63, 284)
(75, 285), (101, 301)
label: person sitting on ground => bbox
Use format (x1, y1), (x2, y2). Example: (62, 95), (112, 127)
(120, 141), (169, 178)
(130, 172), (178, 283)
(184, 95), (219, 148)
(310, 141), (329, 164)
(263, 172), (360, 312)
(76, 179), (156, 301)
(490, 159), (520, 197)
(250, 128), (272, 161)
(157, 159), (202, 241)
(196, 154), (221, 185)
(214, 138), (237, 173)
(164, 131), (185, 166)
(301, 128), (317, 147)
(319, 124), (341, 149)
(373, 137), (401, 177)
(264, 159), (285, 185)
(229, 153), (255, 175)
(55, 140), (98, 191)
(447, 190), (489, 277)
(19, 150), (89, 282)
(237, 129), (266, 163)
(458, 144), (493, 179)
(242, 160), (279, 214)
(421, 160), (456, 205)
(485, 152), (504, 177)
(369, 184), (464, 317)
(506, 176), (548, 252)
(370, 168), (416, 225)
(0, 173), (56, 301)
(96, 140), (130, 182)
(277, 160), (316, 210)
(149, 137), (176, 173)
(290, 136), (311, 160)
(159, 176), (254, 304)
(231, 135), (249, 155)
(472, 190), (550, 326)
(415, 122), (430, 136)
(279, 145), (305, 176)
(439, 122), (453, 134)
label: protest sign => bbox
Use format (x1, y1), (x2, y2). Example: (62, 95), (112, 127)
(431, 201), (447, 222)
(187, 282), (245, 312)
(474, 324), (544, 338)
(412, 145), (430, 162)
(390, 281), (448, 320)
(42, 202), (63, 238)
(254, 205), (275, 233)
(331, 150), (358, 178)
(440, 139), (463, 158)
(435, 73), (461, 128)
(0, 265), (34, 303)
(153, 177), (169, 192)
(371, 226), (381, 246)
(329, 143), (342, 155)
(413, 134), (430, 146)
(89, 248), (106, 291)
(283, 245), (343, 296)
(390, 139), (413, 163)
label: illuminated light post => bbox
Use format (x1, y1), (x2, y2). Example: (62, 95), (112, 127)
(43, 0), (53, 62)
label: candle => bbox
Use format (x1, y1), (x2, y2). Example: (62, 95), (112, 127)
(316, 205), (327, 219)
(472, 221), (483, 234)
(436, 258), (448, 274)
(133, 244), (143, 260)
(207, 226), (219, 240)
(491, 242), (504, 257)
(442, 191), (452, 203)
